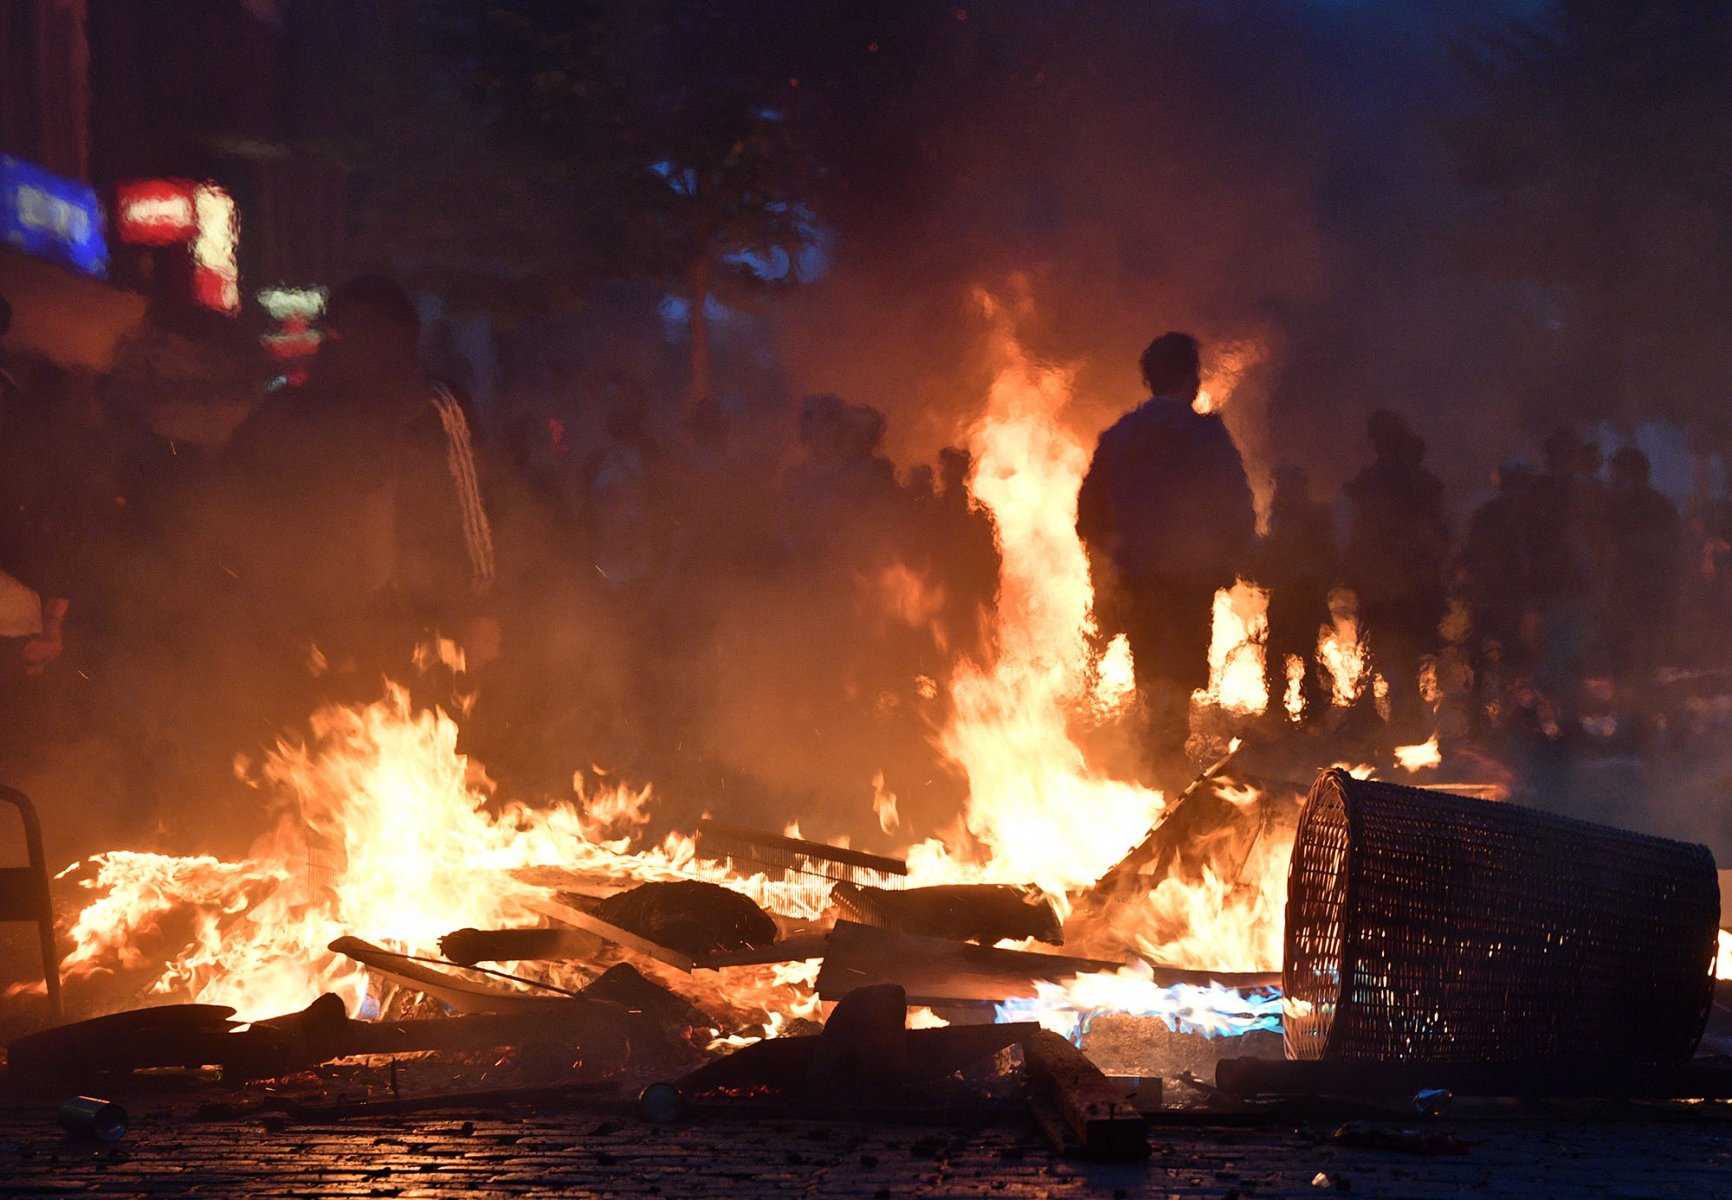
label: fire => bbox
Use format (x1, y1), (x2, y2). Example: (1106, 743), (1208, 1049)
(53, 296), (1301, 1040)
(1191, 338), (1265, 418)
(1088, 632), (1137, 721)
(997, 964), (1282, 1041)
(1194, 579), (1269, 716)
(58, 685), (826, 1020)
(1717, 929), (1730, 982)
(1393, 733), (1442, 772)
(1317, 587), (1368, 707)
(1282, 653), (1306, 722)
(921, 300), (1165, 895)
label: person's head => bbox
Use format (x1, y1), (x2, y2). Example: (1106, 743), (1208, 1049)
(1495, 459), (1533, 494)
(1139, 332), (1201, 401)
(1541, 426), (1582, 474)
(1367, 409), (1416, 462)
(938, 446), (972, 494)
(1610, 445), (1651, 488)
(316, 275), (421, 390)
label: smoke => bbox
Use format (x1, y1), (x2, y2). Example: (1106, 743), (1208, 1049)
(772, 0), (1527, 501)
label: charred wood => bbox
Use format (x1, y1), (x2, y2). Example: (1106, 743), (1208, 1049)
(814, 920), (1124, 1004)
(590, 880), (779, 959)
(523, 896), (698, 971)
(1021, 1028), (1150, 1161)
(696, 821), (908, 884)
(830, 882), (1063, 945)
(6, 1003), (238, 1078)
(275, 1079), (620, 1120)
(438, 926), (606, 967)
(328, 935), (584, 1013)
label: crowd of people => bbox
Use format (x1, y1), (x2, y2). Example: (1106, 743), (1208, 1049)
(1081, 331), (1721, 782)
(1, 289), (1728, 849)
(0, 278), (1001, 848)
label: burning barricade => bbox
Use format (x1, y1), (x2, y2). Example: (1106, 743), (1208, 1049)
(3, 313), (1729, 1162)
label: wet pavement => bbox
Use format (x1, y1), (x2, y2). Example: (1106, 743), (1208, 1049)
(1, 1093), (1729, 1199)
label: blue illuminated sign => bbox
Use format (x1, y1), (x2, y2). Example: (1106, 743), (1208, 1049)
(0, 155), (107, 278)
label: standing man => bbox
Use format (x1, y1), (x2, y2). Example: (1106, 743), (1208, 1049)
(222, 275), (497, 701)
(1341, 411), (1449, 739)
(1078, 332), (1255, 773)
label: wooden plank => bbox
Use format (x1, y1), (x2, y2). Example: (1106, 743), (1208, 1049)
(521, 896), (698, 972)
(1021, 1029), (1150, 1161)
(326, 936), (582, 1013)
(694, 931), (831, 969)
(437, 926), (606, 967)
(6, 1003), (239, 1077)
(696, 820), (908, 881)
(815, 920), (1126, 1004)
(675, 1021), (1041, 1096)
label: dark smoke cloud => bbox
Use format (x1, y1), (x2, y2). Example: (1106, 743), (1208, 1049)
(774, 0), (1535, 505)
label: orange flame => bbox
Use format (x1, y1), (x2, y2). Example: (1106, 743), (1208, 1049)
(921, 299), (1165, 895)
(1194, 580), (1269, 716)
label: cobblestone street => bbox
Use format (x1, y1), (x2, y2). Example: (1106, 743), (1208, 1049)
(3, 1095), (1730, 1199)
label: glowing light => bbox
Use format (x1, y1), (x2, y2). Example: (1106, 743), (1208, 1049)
(1283, 654), (1306, 722)
(116, 179), (197, 245)
(997, 964), (1283, 1041)
(192, 185), (239, 313)
(1394, 733), (1442, 772)
(1192, 338), (1265, 416)
(1089, 633), (1137, 721)
(1194, 580), (1269, 716)
(1317, 588), (1368, 707)
(871, 771), (900, 835)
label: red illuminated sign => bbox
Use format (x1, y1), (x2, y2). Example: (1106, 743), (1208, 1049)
(116, 179), (197, 245)
(115, 179), (239, 314)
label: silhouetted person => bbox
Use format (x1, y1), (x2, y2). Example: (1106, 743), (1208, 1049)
(1456, 460), (1536, 669)
(581, 374), (661, 591)
(1525, 427), (1599, 709)
(1602, 446), (1680, 692)
(930, 446), (999, 661)
(224, 275), (498, 693)
(1251, 465), (1336, 723)
(1342, 410), (1448, 738)
(1077, 332), (1254, 769)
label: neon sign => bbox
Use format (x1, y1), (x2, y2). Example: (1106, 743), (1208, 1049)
(0, 155), (107, 277)
(116, 179), (240, 313)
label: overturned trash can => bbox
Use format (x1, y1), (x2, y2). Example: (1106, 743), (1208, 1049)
(1283, 769), (1720, 1064)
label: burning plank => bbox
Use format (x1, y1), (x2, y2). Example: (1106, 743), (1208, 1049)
(327, 935), (588, 1012)
(437, 925), (607, 966)
(813, 920), (1124, 1004)
(7, 1003), (239, 1078)
(521, 896), (699, 972)
(695, 820), (909, 885)
(830, 881), (1063, 945)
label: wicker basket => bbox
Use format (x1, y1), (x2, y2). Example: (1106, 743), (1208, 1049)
(1283, 769), (1720, 1064)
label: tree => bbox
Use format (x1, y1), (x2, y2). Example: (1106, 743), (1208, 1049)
(387, 0), (843, 403)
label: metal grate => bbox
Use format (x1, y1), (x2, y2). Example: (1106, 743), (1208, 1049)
(1283, 769), (1720, 1065)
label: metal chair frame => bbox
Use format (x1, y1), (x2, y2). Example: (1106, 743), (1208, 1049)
(0, 785), (62, 1020)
